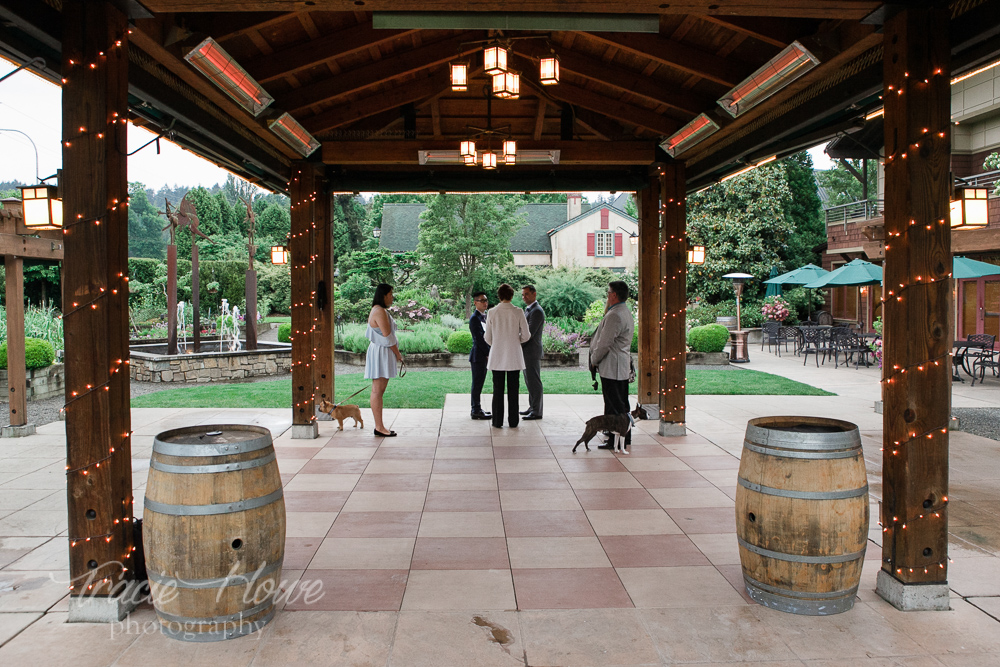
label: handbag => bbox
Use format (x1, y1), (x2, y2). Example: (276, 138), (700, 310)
(628, 358), (636, 384)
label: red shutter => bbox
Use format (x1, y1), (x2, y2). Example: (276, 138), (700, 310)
(614, 233), (623, 256)
(587, 233), (595, 256)
(600, 208), (609, 229)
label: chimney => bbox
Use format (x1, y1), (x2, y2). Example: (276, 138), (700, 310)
(567, 193), (582, 220)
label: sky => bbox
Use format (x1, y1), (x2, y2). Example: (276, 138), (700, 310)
(1, 56), (836, 194)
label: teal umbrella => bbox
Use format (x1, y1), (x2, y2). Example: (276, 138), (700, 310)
(804, 258), (882, 288)
(765, 267), (782, 297)
(954, 256), (1000, 279)
(764, 263), (830, 286)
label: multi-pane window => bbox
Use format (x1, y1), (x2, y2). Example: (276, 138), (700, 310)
(595, 230), (614, 257)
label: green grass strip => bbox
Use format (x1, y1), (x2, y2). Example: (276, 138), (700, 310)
(131, 368), (833, 409)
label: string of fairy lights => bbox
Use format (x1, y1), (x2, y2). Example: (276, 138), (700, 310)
(656, 170), (688, 421)
(288, 168), (319, 424)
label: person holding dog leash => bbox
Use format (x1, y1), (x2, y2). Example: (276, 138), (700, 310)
(365, 283), (404, 437)
(588, 280), (635, 450)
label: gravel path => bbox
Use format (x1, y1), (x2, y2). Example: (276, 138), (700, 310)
(952, 408), (1000, 442)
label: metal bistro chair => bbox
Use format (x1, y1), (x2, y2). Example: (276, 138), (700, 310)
(774, 326), (797, 356)
(837, 332), (874, 369)
(801, 326), (834, 367)
(761, 321), (781, 352)
(828, 326), (853, 369)
(969, 334), (998, 385)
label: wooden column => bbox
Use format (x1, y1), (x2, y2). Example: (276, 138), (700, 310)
(658, 163), (687, 436)
(878, 5), (951, 610)
(637, 175), (660, 410)
(289, 163), (319, 438)
(4, 255), (27, 428)
(191, 242), (200, 352)
(62, 0), (135, 603)
(313, 186), (335, 411)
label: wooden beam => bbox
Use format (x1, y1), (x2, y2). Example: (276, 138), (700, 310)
(321, 140), (656, 165)
(431, 98), (442, 138)
(952, 228), (1000, 255)
(0, 233), (64, 260)
(61, 0), (135, 598)
(659, 162), (686, 432)
(533, 99), (547, 141)
(637, 175), (659, 409)
(698, 15), (802, 48)
(245, 22), (418, 84)
(582, 32), (745, 88)
(289, 162), (319, 438)
(314, 187), (335, 412)
(142, 2), (882, 20)
(879, 5), (952, 598)
(203, 12), (296, 44)
(281, 34), (479, 114)
(4, 256), (26, 428)
(302, 72), (450, 134)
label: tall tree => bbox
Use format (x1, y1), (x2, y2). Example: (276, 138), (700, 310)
(333, 194), (368, 262)
(127, 182), (166, 259)
(816, 158), (878, 206)
(781, 151), (826, 268)
(416, 194), (526, 316)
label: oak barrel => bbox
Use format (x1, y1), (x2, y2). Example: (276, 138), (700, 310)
(144, 425), (285, 641)
(716, 316), (738, 331)
(736, 416), (869, 615)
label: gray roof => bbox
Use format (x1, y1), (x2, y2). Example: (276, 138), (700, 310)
(549, 202), (638, 236)
(380, 202), (567, 254)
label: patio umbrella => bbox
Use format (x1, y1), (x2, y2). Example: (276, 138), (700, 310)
(803, 258), (883, 289)
(764, 263), (830, 286)
(953, 256), (1000, 279)
(764, 267), (782, 297)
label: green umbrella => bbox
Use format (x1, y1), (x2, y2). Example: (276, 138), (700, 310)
(804, 258), (882, 288)
(764, 267), (782, 297)
(764, 263), (830, 286)
(953, 256), (1000, 279)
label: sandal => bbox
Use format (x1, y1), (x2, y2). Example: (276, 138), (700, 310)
(374, 429), (397, 437)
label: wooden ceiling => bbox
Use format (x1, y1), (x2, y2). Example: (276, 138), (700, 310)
(2, 1), (999, 192)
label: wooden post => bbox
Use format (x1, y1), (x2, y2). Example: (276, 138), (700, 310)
(658, 163), (687, 436)
(877, 4), (952, 611)
(313, 186), (335, 411)
(4, 255), (27, 429)
(637, 175), (660, 412)
(166, 244), (177, 355)
(289, 163), (318, 439)
(192, 242), (200, 352)
(61, 0), (136, 615)
(245, 269), (258, 350)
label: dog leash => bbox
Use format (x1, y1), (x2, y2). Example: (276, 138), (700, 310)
(398, 359), (407, 378)
(332, 384), (370, 409)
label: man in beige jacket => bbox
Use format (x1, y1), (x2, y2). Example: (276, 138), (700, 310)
(589, 280), (635, 449)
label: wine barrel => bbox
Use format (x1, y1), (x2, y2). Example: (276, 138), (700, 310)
(716, 316), (738, 331)
(736, 416), (869, 616)
(144, 425), (285, 641)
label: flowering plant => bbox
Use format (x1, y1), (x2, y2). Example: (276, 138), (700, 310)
(541, 323), (583, 354)
(761, 296), (791, 322)
(389, 299), (432, 323)
(870, 337), (883, 369)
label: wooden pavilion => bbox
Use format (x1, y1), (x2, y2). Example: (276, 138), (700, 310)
(1, 0), (997, 619)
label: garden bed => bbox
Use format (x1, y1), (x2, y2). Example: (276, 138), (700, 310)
(334, 349), (581, 368)
(129, 341), (291, 383)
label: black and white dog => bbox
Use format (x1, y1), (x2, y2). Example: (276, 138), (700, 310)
(572, 405), (648, 454)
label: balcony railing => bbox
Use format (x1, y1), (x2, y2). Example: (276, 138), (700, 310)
(958, 169), (1000, 192)
(825, 199), (883, 228)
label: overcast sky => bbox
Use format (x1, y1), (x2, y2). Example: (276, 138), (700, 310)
(1, 57), (835, 193)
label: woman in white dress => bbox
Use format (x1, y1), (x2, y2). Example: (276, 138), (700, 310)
(365, 283), (403, 437)
(484, 283), (531, 428)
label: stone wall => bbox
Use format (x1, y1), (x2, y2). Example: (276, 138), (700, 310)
(0, 363), (65, 400)
(129, 349), (292, 383)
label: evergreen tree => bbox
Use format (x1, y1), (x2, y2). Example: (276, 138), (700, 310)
(816, 158), (877, 206)
(781, 152), (825, 268)
(127, 182), (166, 259)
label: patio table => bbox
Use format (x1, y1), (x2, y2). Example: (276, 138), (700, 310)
(953, 340), (988, 382)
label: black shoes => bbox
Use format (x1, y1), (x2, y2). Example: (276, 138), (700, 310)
(471, 410), (492, 420)
(523, 413), (542, 420)
(519, 409), (532, 415)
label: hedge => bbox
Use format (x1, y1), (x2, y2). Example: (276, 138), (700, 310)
(446, 330), (473, 354)
(277, 323), (291, 343)
(687, 324), (730, 353)
(0, 337), (56, 369)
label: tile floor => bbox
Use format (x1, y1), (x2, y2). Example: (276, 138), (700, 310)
(0, 353), (999, 665)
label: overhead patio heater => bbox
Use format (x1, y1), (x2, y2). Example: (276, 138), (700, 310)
(184, 37), (273, 117)
(268, 113), (320, 157)
(659, 113), (719, 158)
(717, 41), (819, 118)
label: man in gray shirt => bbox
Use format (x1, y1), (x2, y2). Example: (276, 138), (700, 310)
(520, 284), (545, 420)
(589, 280), (635, 448)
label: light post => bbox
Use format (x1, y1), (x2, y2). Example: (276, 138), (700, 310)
(723, 272), (754, 363)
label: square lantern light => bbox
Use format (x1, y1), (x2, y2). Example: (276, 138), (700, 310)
(492, 70), (520, 99)
(484, 42), (509, 77)
(464, 153), (478, 166)
(270, 245), (288, 265)
(951, 187), (989, 229)
(268, 113), (320, 157)
(184, 37), (273, 117)
(20, 185), (63, 230)
(540, 55), (560, 85)
(717, 41), (819, 118)
(460, 140), (476, 158)
(482, 152), (498, 170)
(503, 140), (517, 158)
(450, 60), (469, 92)
(687, 244), (706, 265)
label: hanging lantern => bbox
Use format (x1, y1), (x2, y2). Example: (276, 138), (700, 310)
(687, 244), (706, 265)
(492, 70), (520, 99)
(450, 60), (469, 92)
(270, 245), (288, 265)
(503, 140), (517, 158)
(484, 42), (509, 76)
(482, 152), (497, 170)
(464, 153), (478, 166)
(950, 187), (989, 229)
(19, 185), (63, 230)
(540, 55), (560, 85)
(460, 140), (476, 158)
(504, 153), (516, 165)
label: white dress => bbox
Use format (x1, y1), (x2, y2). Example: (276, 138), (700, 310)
(364, 314), (398, 379)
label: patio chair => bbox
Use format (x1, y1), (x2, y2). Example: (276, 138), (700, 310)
(779, 326), (805, 356)
(761, 321), (780, 352)
(837, 332), (874, 369)
(801, 326), (834, 367)
(969, 334), (998, 386)
(815, 311), (833, 326)
(828, 327), (853, 369)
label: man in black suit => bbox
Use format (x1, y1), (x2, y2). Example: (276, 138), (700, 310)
(520, 284), (545, 420)
(469, 292), (491, 420)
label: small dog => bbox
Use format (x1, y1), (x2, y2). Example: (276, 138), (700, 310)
(572, 405), (648, 454)
(318, 400), (364, 431)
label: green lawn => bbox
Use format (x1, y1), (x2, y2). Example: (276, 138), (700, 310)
(131, 368), (833, 409)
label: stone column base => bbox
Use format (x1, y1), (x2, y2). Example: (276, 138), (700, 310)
(640, 404), (659, 420)
(659, 421), (687, 436)
(291, 422), (319, 439)
(2, 423), (36, 438)
(876, 569), (950, 611)
(68, 580), (145, 622)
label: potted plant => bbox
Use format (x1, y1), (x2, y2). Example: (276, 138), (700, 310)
(761, 295), (791, 322)
(207, 281), (220, 294)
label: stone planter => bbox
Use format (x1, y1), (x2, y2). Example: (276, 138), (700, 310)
(0, 363), (65, 400)
(335, 350), (580, 369)
(686, 352), (730, 366)
(129, 342), (292, 383)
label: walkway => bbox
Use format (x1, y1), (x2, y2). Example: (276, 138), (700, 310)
(0, 356), (998, 665)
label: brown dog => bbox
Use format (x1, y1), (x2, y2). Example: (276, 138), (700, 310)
(319, 400), (364, 431)
(572, 404), (648, 453)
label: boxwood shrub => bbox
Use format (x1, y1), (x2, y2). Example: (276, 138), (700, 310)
(446, 330), (474, 354)
(277, 323), (291, 343)
(687, 324), (730, 353)
(0, 337), (56, 369)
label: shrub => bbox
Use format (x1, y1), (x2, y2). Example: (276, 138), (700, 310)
(687, 324), (730, 353)
(583, 299), (606, 329)
(277, 323), (291, 343)
(535, 275), (601, 319)
(398, 331), (444, 354)
(541, 323), (583, 355)
(389, 298), (432, 324)
(549, 316), (588, 337)
(438, 314), (465, 330)
(632, 327), (638, 353)
(761, 296), (791, 322)
(339, 273), (372, 304)
(0, 337), (56, 369)
(447, 330), (474, 354)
